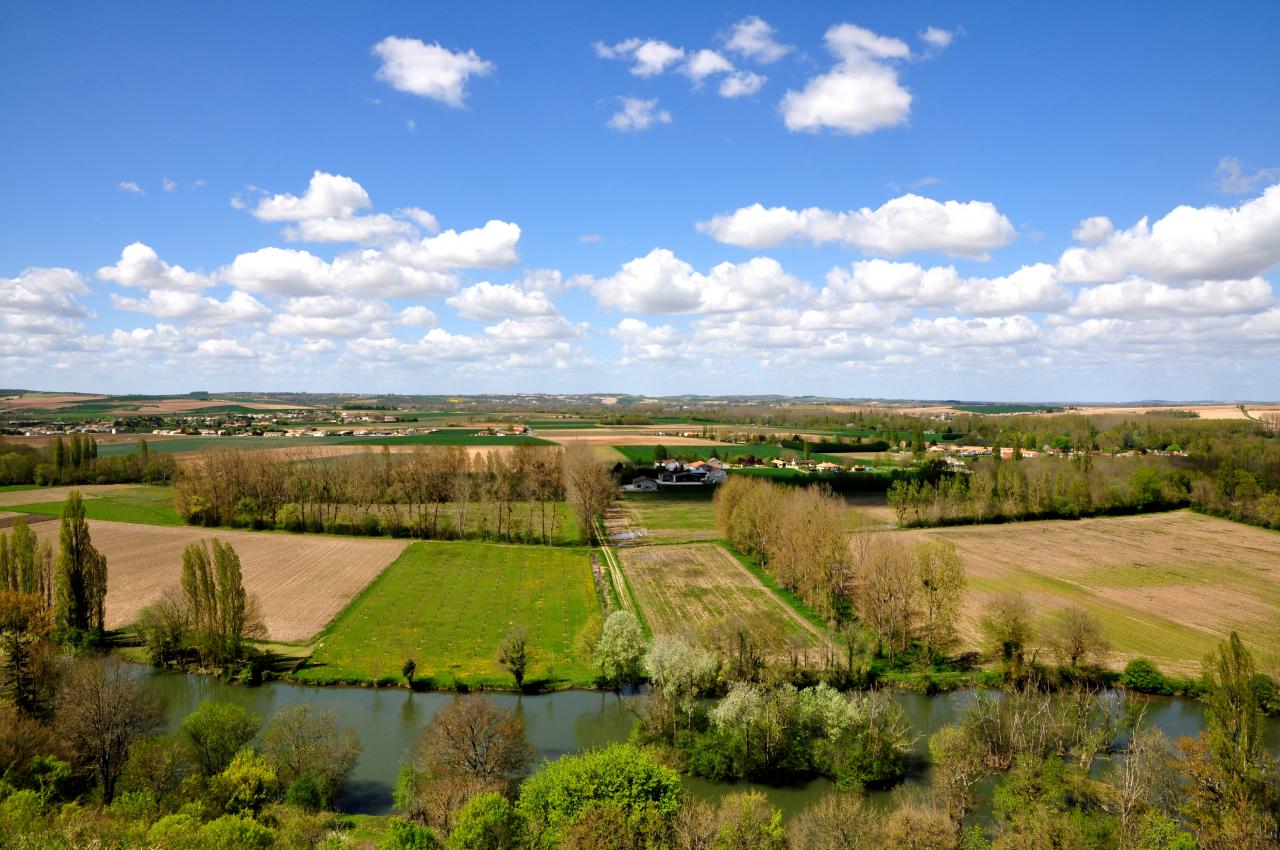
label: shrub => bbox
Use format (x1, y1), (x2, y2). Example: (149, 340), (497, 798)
(379, 817), (441, 849)
(198, 814), (273, 850)
(450, 791), (527, 850)
(284, 775), (324, 812)
(517, 743), (682, 847)
(1121, 658), (1169, 695)
(147, 813), (203, 850)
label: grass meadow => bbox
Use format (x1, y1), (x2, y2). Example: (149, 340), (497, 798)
(296, 541), (601, 688)
(620, 490), (719, 544)
(9, 485), (183, 525)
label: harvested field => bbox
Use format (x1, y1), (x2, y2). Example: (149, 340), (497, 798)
(620, 543), (830, 658)
(0, 483), (135, 507)
(298, 541), (599, 687)
(32, 520), (407, 643)
(552, 432), (728, 446)
(0, 393), (105, 410)
(896, 511), (1280, 675)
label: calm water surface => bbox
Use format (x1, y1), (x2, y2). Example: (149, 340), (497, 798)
(144, 672), (1280, 817)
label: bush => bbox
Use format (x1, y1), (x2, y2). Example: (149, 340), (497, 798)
(198, 814), (273, 849)
(1121, 658), (1169, 695)
(517, 743), (681, 847)
(379, 816), (441, 849)
(147, 813), (203, 850)
(450, 791), (527, 850)
(284, 775), (324, 812)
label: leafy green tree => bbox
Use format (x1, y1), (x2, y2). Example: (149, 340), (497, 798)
(180, 539), (264, 665)
(595, 610), (646, 688)
(180, 702), (260, 777)
(517, 743), (682, 849)
(1202, 631), (1264, 789)
(213, 749), (280, 815)
(401, 657), (417, 688)
(498, 625), (531, 690)
(450, 791), (527, 850)
(980, 593), (1035, 678)
(54, 491), (107, 634)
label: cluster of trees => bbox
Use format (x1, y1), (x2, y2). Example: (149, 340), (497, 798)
(0, 517), (54, 607)
(887, 456), (1196, 527)
(1, 656), (364, 847)
(175, 444), (617, 545)
(715, 477), (851, 623)
(135, 539), (264, 672)
(0, 437), (174, 487)
(889, 448), (1280, 530)
(846, 536), (966, 668)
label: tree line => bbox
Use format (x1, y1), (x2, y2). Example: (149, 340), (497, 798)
(175, 444), (617, 545)
(0, 436), (175, 487)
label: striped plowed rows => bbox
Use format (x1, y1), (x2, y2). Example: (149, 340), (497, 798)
(899, 510), (1280, 675)
(620, 543), (831, 659)
(33, 520), (408, 643)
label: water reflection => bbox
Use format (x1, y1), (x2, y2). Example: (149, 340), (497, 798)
(144, 672), (1279, 817)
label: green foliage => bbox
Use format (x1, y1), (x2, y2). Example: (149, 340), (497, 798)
(1122, 658), (1170, 695)
(181, 702), (260, 777)
(53, 491), (107, 635)
(147, 812), (204, 849)
(449, 791), (527, 850)
(283, 775), (324, 812)
(198, 813), (274, 849)
(516, 743), (682, 847)
(214, 750), (281, 815)
(380, 816), (442, 849)
(260, 703), (361, 810)
(595, 610), (646, 687)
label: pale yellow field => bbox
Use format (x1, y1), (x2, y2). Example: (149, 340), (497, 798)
(891, 511), (1280, 675)
(33, 520), (408, 643)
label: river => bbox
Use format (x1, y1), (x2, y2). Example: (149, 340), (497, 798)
(145, 672), (1280, 817)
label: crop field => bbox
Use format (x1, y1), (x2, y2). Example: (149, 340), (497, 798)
(899, 510), (1280, 675)
(297, 541), (600, 687)
(614, 444), (844, 464)
(30, 520), (407, 642)
(0, 483), (137, 508)
(620, 490), (719, 544)
(8, 485), (182, 525)
(619, 543), (829, 659)
(96, 436), (304, 457)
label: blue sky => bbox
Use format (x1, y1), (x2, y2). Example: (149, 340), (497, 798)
(2, 1), (1278, 400)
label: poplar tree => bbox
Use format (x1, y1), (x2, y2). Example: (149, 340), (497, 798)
(54, 491), (107, 633)
(180, 538), (262, 665)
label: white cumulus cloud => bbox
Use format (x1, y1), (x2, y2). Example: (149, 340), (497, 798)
(698, 194), (1015, 258)
(782, 23), (913, 136)
(607, 97), (672, 132)
(97, 242), (212, 291)
(447, 281), (559, 321)
(724, 16), (791, 63)
(1057, 184), (1280, 283)
(372, 36), (494, 106)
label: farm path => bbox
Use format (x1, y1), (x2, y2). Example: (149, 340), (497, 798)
(611, 502), (837, 654)
(708, 546), (839, 655)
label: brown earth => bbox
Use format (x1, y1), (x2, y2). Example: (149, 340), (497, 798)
(32, 520), (407, 643)
(887, 511), (1280, 675)
(0, 484), (136, 507)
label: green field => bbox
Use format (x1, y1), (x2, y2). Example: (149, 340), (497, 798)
(330, 433), (554, 447)
(0, 484), (43, 493)
(8, 485), (183, 525)
(93, 431), (554, 457)
(620, 490), (719, 544)
(615, 444), (843, 464)
(296, 541), (601, 688)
